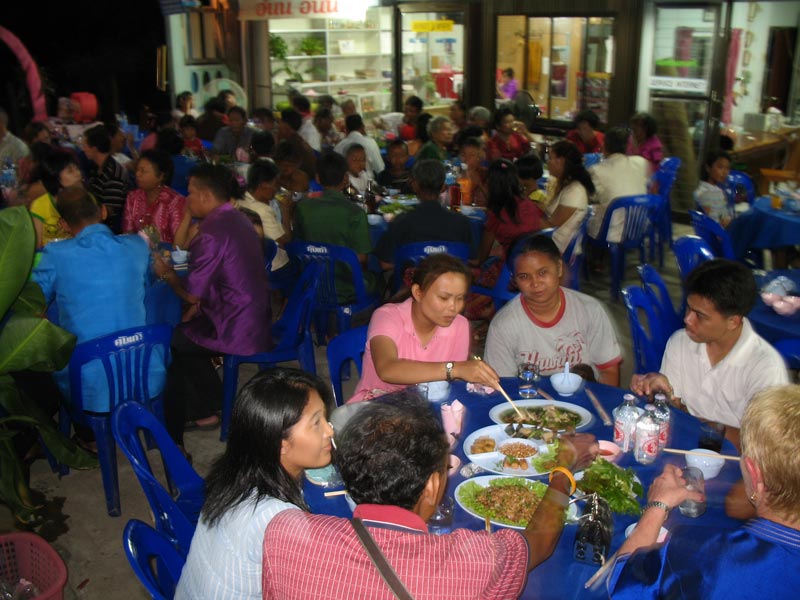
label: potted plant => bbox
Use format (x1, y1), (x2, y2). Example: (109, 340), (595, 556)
(269, 33), (303, 83)
(296, 36), (326, 57)
(0, 206), (96, 524)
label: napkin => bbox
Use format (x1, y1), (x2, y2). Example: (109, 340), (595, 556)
(441, 400), (465, 447)
(466, 382), (496, 396)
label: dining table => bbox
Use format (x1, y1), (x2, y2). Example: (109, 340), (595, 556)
(304, 377), (742, 600)
(749, 269), (800, 344)
(728, 196), (800, 260)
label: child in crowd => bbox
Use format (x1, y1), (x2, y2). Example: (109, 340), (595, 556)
(516, 152), (547, 204)
(179, 115), (205, 160)
(345, 144), (369, 193)
(376, 140), (412, 194)
(694, 150), (733, 227)
(457, 137), (488, 207)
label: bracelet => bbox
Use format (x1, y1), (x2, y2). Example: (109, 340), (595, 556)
(549, 466), (577, 495)
(643, 501), (671, 518)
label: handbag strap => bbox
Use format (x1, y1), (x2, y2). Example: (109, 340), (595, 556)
(350, 518), (415, 600)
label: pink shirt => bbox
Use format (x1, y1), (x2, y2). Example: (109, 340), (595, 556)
(349, 297), (470, 403)
(122, 186), (186, 244)
(627, 135), (664, 173)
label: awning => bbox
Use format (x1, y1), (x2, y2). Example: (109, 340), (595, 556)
(238, 0), (378, 21)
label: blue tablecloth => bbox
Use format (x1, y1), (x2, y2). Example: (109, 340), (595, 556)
(305, 378), (741, 600)
(749, 269), (800, 344)
(729, 196), (800, 259)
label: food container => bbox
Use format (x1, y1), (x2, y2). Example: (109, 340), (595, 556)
(550, 372), (583, 396)
(597, 440), (622, 463)
(685, 448), (725, 479)
(0, 532), (67, 600)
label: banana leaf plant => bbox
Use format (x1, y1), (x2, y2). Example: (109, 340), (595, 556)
(0, 206), (96, 523)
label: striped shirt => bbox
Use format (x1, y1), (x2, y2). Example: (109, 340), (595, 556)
(262, 504), (529, 600)
(87, 155), (130, 210)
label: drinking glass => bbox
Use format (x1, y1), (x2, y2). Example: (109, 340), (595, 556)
(678, 466), (706, 517)
(428, 496), (454, 535)
(698, 421), (725, 452)
(517, 362), (540, 399)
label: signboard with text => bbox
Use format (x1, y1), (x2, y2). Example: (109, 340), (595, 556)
(649, 76), (708, 94)
(239, 0), (370, 20)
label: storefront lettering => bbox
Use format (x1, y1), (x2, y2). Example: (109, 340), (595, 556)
(299, 0), (338, 15)
(649, 76), (707, 93)
(253, 0), (342, 17)
(255, 1), (294, 17)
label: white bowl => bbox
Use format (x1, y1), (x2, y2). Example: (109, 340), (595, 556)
(685, 448), (725, 480)
(550, 372), (583, 396)
(625, 522), (669, 543)
(460, 205), (484, 217)
(761, 292), (779, 306)
(170, 250), (188, 264)
(597, 440), (622, 463)
(367, 214), (383, 225)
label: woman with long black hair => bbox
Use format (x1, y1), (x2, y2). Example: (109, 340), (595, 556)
(175, 368), (334, 600)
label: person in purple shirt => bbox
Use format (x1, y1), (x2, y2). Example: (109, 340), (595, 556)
(497, 68), (519, 100)
(155, 163), (271, 452)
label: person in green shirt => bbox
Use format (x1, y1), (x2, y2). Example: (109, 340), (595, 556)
(294, 151), (377, 302)
(416, 116), (453, 162)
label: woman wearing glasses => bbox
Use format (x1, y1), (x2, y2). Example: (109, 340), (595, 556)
(484, 234), (622, 384)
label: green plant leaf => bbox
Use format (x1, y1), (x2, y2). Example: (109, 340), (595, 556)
(0, 206), (35, 319)
(0, 437), (41, 523)
(11, 281), (46, 316)
(0, 313), (76, 374)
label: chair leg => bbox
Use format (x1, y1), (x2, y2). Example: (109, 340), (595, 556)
(57, 405), (71, 477)
(299, 338), (317, 375)
(92, 418), (121, 517)
(610, 246), (622, 301)
(220, 357), (239, 442)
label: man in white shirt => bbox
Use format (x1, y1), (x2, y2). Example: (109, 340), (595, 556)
(292, 96), (321, 152)
(587, 126), (649, 243)
(334, 114), (384, 177)
(632, 259), (788, 447)
(0, 108), (30, 164)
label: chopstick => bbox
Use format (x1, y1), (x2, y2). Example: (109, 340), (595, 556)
(495, 383), (525, 420)
(484, 515), (492, 533)
(586, 388), (613, 426)
(663, 448), (740, 461)
(537, 388), (555, 401)
(323, 489), (349, 497)
(584, 550), (619, 589)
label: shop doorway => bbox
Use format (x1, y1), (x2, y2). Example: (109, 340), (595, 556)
(762, 27), (798, 113)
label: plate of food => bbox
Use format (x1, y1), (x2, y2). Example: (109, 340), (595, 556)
(455, 475), (578, 529)
(574, 458), (644, 516)
(462, 425), (560, 477)
(488, 399), (592, 431)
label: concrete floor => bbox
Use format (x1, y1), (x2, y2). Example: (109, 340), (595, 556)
(0, 225), (693, 599)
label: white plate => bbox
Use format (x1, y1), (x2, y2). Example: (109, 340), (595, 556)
(305, 464), (342, 487)
(488, 399), (593, 431)
(463, 424), (555, 477)
(455, 475), (578, 530)
(395, 195), (419, 206)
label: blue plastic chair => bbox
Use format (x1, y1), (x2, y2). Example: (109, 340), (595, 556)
(673, 235), (715, 282)
(221, 262), (321, 441)
(113, 401), (204, 553)
(637, 264), (682, 336)
(123, 519), (186, 600)
(562, 207), (591, 291)
(263, 237), (278, 271)
(621, 285), (670, 374)
(724, 170), (756, 206)
(326, 325), (368, 406)
(58, 324), (172, 516)
(585, 194), (663, 301)
(651, 157), (681, 266)
(392, 241), (471, 292)
(774, 339), (800, 370)
(470, 264), (516, 312)
(583, 153), (602, 168)
(287, 241), (380, 344)
(688, 209), (736, 259)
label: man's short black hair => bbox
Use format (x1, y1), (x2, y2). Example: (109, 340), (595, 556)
(156, 127), (185, 156)
(204, 97), (227, 114)
(292, 95), (311, 113)
(247, 159), (280, 192)
(139, 149), (175, 185)
(251, 130), (275, 157)
(387, 139), (408, 153)
(179, 114), (198, 130)
(404, 95), (424, 112)
(84, 124), (111, 153)
(604, 127), (629, 156)
(253, 107), (274, 122)
(574, 110), (600, 129)
(189, 162), (241, 202)
(228, 106), (247, 120)
(345, 143), (365, 158)
(686, 259), (757, 317)
(345, 114), (364, 133)
(274, 140), (299, 164)
(335, 391), (448, 510)
(57, 185), (100, 226)
(411, 159), (445, 195)
(516, 152), (543, 180)
(280, 108), (302, 132)
(316, 151), (347, 187)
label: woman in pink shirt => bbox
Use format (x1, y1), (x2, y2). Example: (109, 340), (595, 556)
(349, 255), (500, 403)
(626, 112), (664, 173)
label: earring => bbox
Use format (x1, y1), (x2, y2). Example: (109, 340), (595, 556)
(749, 491), (758, 505)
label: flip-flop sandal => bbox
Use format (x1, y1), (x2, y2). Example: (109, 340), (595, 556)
(184, 415), (220, 431)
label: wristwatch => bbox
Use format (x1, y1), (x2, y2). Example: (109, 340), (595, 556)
(445, 361), (454, 382)
(643, 501), (671, 520)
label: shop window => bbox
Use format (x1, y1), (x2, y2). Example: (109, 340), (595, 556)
(496, 16), (614, 123)
(185, 9), (224, 63)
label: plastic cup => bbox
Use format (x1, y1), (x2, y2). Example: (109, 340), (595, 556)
(698, 421), (725, 452)
(428, 496), (454, 535)
(517, 362), (540, 399)
(678, 466), (706, 518)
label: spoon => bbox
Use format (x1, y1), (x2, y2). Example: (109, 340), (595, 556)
(564, 362), (570, 377)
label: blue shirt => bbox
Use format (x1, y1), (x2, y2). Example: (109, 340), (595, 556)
(33, 224), (166, 412)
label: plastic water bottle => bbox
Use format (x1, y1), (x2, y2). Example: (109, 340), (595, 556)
(613, 394), (638, 453)
(12, 579), (39, 600)
(441, 164), (456, 207)
(652, 393), (671, 450)
(634, 406), (661, 465)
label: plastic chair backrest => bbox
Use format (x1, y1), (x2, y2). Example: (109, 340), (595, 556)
(68, 324), (172, 413)
(327, 325), (368, 406)
(725, 170), (755, 205)
(393, 241), (471, 291)
(123, 519), (186, 600)
(688, 210), (735, 259)
(595, 194), (662, 250)
(637, 264), (682, 335)
(622, 285), (669, 373)
(562, 207), (591, 290)
(673, 235), (715, 281)
(774, 338), (800, 370)
(286, 241), (370, 309)
(653, 157), (681, 196)
(263, 238), (278, 272)
(113, 401), (203, 552)
(271, 262), (322, 351)
(583, 153), (602, 168)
